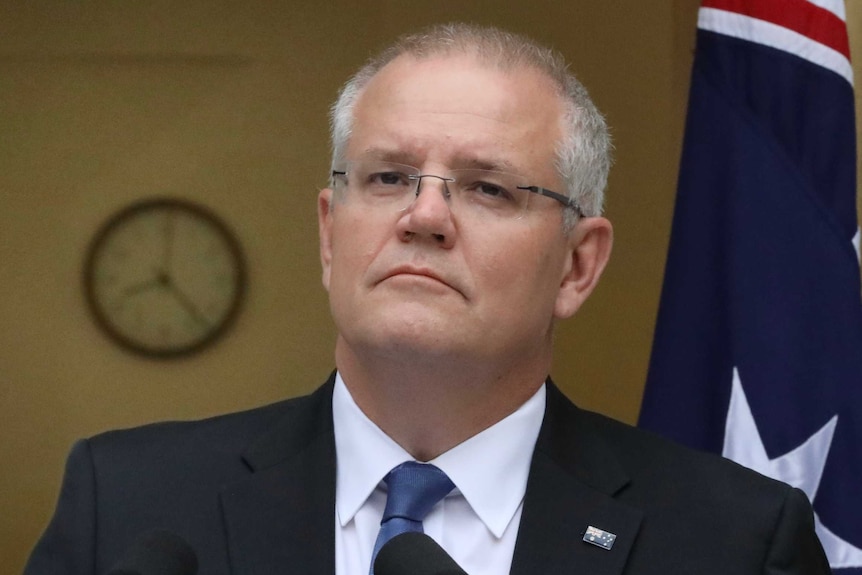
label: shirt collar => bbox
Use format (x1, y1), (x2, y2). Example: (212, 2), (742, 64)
(333, 372), (546, 538)
(333, 372), (414, 528)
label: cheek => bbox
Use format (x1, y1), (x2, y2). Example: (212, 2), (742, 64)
(329, 240), (365, 290)
(471, 227), (559, 284)
(472, 231), (567, 317)
(327, 212), (389, 288)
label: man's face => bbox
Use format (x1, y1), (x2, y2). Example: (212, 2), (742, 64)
(319, 53), (598, 369)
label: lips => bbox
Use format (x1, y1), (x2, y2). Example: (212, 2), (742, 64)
(384, 266), (447, 284)
(379, 265), (463, 296)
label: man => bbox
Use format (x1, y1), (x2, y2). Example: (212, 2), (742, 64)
(26, 23), (829, 575)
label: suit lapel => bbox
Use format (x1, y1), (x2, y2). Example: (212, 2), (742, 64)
(510, 381), (643, 575)
(215, 376), (643, 575)
(220, 376), (337, 575)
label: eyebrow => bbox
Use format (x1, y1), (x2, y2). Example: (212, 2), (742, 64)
(455, 157), (518, 173)
(360, 147), (416, 166)
(359, 147), (520, 174)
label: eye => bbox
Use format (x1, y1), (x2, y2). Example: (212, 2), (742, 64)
(462, 179), (517, 204)
(474, 181), (510, 199)
(369, 170), (410, 186)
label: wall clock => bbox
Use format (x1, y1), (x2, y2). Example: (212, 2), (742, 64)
(84, 197), (246, 358)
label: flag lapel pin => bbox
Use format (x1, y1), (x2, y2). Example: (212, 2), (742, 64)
(583, 526), (616, 550)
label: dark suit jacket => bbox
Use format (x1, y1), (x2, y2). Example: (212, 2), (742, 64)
(25, 373), (830, 574)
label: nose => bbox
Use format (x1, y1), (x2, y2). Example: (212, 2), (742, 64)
(395, 176), (457, 248)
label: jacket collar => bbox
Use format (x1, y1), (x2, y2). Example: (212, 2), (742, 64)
(218, 375), (643, 575)
(510, 379), (643, 575)
(220, 373), (337, 575)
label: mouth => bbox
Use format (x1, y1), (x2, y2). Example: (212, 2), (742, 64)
(379, 266), (462, 295)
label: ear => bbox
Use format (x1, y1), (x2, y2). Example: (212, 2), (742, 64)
(554, 216), (613, 319)
(318, 187), (335, 291)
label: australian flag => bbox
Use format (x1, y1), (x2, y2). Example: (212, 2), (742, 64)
(638, 0), (862, 570)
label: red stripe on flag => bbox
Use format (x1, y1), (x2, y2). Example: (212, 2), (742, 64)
(702, 0), (850, 58)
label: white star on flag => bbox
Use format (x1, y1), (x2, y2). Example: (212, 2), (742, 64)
(723, 367), (862, 568)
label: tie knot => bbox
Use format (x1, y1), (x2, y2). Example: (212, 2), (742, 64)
(382, 461), (455, 523)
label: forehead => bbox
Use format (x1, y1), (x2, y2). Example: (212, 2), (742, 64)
(348, 53), (564, 175)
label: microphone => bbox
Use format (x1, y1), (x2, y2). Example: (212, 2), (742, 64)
(374, 532), (467, 575)
(107, 530), (198, 575)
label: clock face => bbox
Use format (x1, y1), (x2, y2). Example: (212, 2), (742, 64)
(84, 198), (246, 358)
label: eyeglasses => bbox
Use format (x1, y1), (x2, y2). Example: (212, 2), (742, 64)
(330, 160), (582, 220)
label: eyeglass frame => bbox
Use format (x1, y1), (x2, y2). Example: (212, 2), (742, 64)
(330, 162), (583, 217)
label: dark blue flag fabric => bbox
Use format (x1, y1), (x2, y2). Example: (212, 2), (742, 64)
(639, 0), (862, 570)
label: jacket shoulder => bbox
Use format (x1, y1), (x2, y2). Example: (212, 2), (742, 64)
(544, 383), (794, 498)
(540, 386), (827, 572)
(587, 407), (785, 490)
(87, 379), (333, 478)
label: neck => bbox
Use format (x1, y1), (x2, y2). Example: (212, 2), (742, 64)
(334, 337), (550, 461)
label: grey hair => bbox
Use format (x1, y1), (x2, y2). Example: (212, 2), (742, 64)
(329, 23), (612, 228)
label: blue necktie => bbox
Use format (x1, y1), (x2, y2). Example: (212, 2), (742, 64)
(369, 461), (455, 574)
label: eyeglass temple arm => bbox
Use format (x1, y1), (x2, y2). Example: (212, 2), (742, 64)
(517, 185), (583, 215)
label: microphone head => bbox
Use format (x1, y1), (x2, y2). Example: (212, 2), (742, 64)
(374, 532), (466, 575)
(108, 530), (198, 575)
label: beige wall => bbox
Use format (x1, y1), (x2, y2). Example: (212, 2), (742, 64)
(1, 2), (859, 571)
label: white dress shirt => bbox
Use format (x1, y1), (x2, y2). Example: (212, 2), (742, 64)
(333, 372), (546, 575)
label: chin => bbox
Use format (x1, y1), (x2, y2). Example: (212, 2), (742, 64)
(347, 316), (467, 361)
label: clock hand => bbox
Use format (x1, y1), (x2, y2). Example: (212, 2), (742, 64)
(165, 280), (212, 329)
(122, 277), (162, 297)
(163, 210), (174, 274)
